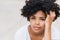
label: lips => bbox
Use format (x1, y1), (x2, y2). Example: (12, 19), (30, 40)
(33, 26), (41, 30)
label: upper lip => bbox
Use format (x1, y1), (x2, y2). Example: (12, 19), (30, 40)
(34, 26), (40, 28)
(33, 26), (41, 30)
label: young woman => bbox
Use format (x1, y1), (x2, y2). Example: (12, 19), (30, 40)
(15, 0), (60, 40)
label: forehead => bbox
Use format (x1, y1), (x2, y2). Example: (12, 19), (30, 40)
(31, 10), (46, 17)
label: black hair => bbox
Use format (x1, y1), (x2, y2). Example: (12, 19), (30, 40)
(21, 0), (60, 21)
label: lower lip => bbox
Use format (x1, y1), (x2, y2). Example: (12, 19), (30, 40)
(33, 26), (40, 30)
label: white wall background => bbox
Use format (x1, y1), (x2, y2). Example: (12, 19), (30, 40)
(0, 0), (60, 40)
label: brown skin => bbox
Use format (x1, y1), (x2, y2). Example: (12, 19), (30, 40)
(28, 10), (56, 40)
(44, 11), (56, 40)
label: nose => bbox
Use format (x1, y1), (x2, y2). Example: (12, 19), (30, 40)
(35, 19), (40, 25)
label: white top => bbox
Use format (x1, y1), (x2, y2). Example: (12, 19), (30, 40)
(14, 25), (60, 40)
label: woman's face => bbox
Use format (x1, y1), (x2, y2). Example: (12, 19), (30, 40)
(29, 10), (46, 33)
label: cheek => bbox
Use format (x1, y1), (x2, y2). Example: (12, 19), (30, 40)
(40, 21), (45, 29)
(40, 21), (45, 26)
(30, 20), (35, 25)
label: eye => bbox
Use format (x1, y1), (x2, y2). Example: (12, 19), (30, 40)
(40, 18), (45, 21)
(41, 19), (45, 20)
(31, 17), (35, 19)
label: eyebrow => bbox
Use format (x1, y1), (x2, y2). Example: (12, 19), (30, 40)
(39, 17), (46, 19)
(31, 16), (46, 19)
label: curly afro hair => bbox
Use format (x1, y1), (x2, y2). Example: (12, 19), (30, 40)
(21, 0), (60, 21)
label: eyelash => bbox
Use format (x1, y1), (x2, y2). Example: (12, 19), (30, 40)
(31, 18), (35, 19)
(41, 19), (45, 21)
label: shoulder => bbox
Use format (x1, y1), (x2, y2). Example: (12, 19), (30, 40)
(14, 25), (28, 40)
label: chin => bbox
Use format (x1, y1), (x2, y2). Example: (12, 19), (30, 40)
(33, 29), (44, 34)
(33, 30), (42, 33)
